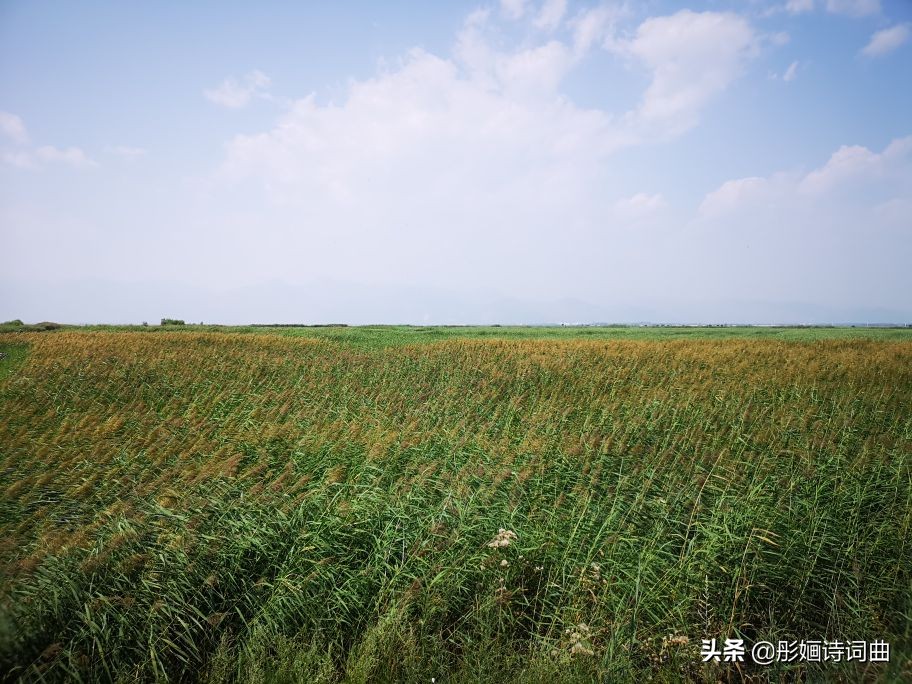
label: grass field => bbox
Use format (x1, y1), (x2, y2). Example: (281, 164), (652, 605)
(1, 327), (910, 681)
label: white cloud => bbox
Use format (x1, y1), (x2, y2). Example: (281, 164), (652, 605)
(454, 7), (758, 135)
(690, 135), (911, 317)
(874, 197), (912, 225)
(799, 144), (879, 194)
(35, 145), (97, 168)
(214, 9), (764, 222)
(217, 47), (622, 199)
(783, 60), (799, 81)
(861, 24), (910, 58)
(2, 150), (35, 169)
(0, 111), (28, 144)
(500, 41), (578, 94)
(571, 4), (623, 55)
(688, 137), (912, 321)
(825, 0), (880, 17)
(800, 136), (911, 193)
(769, 31), (791, 47)
(4, 6), (911, 324)
(677, 137), (912, 321)
(111, 145), (147, 158)
(0, 112), (97, 170)
(614, 192), (666, 219)
(454, 11), (580, 97)
(785, 0), (814, 13)
(778, 0), (879, 17)
(534, 0), (567, 31)
(204, 70), (272, 108)
(619, 10), (758, 137)
(215, 9), (760, 210)
(500, 0), (527, 20)
(700, 176), (774, 218)
(204, 7), (776, 302)
(700, 135), (912, 216)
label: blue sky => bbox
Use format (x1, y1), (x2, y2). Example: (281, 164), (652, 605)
(1, 0), (910, 324)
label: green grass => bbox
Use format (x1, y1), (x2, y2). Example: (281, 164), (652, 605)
(0, 343), (27, 382)
(271, 324), (912, 347)
(0, 332), (910, 681)
(1, 322), (910, 349)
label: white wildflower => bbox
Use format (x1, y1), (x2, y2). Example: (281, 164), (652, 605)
(487, 528), (518, 549)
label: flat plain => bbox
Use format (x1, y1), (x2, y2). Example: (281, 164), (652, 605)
(1, 326), (910, 682)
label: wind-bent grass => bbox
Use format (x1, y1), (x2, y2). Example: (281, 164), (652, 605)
(4, 321), (912, 347)
(0, 343), (27, 382)
(0, 332), (909, 681)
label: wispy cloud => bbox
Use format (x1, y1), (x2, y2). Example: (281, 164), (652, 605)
(111, 145), (147, 158)
(825, 0), (880, 17)
(500, 0), (527, 20)
(861, 24), (910, 58)
(0, 112), (96, 170)
(785, 0), (814, 14)
(36, 145), (97, 168)
(204, 70), (272, 108)
(0, 111), (28, 144)
(783, 60), (799, 81)
(571, 4), (625, 55)
(614, 192), (666, 219)
(617, 10), (758, 138)
(534, 0), (567, 31)
(2, 150), (35, 169)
